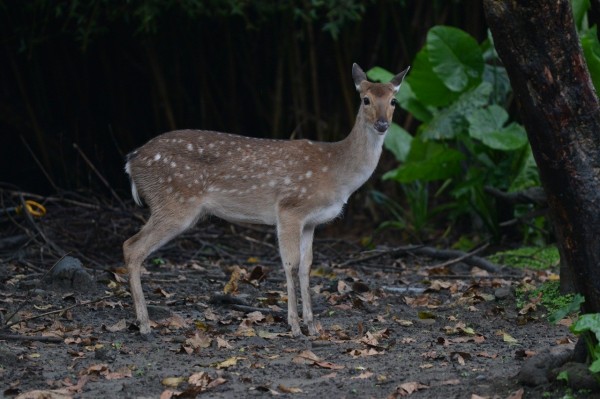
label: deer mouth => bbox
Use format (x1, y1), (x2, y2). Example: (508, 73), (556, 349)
(374, 120), (389, 134)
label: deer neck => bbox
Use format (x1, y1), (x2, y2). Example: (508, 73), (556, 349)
(331, 108), (386, 196)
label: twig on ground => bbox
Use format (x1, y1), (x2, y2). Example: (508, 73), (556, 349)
(3, 294), (114, 329)
(411, 246), (502, 273)
(341, 244), (502, 274)
(339, 245), (424, 267)
(428, 243), (489, 268)
(0, 333), (63, 343)
(3, 254), (70, 327)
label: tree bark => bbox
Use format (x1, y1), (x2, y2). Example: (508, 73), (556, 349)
(483, 0), (600, 312)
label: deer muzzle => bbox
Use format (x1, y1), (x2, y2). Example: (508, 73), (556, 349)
(374, 119), (389, 134)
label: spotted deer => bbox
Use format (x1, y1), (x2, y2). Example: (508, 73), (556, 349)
(123, 63), (409, 336)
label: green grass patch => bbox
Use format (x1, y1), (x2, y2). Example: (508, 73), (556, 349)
(489, 246), (559, 270)
(516, 280), (577, 318)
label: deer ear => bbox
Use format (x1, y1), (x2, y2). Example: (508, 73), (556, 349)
(352, 63), (367, 91)
(391, 66), (410, 93)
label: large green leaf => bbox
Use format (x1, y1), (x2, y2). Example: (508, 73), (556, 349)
(508, 145), (540, 192)
(366, 66), (395, 83)
(572, 0), (590, 31)
(571, 313), (600, 343)
(384, 123), (413, 162)
(421, 82), (492, 140)
(427, 26), (484, 92)
(383, 139), (464, 183)
(407, 47), (459, 107)
(483, 64), (512, 104)
(467, 105), (528, 151)
(581, 26), (600, 94)
(396, 81), (434, 122)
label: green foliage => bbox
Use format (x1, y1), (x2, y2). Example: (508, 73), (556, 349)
(573, 1), (600, 94)
(369, 26), (541, 240)
(467, 105), (528, 151)
(426, 26), (484, 92)
(536, 281), (577, 316)
(488, 246), (560, 270)
(15, 0), (371, 50)
(550, 293), (585, 324)
(571, 313), (600, 375)
(515, 280), (578, 322)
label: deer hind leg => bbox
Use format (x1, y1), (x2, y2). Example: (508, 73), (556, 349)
(123, 208), (201, 334)
(299, 225), (318, 335)
(277, 214), (303, 336)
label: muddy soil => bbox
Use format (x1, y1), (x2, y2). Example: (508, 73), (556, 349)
(0, 202), (578, 399)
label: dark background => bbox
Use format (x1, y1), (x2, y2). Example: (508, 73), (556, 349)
(0, 1), (487, 197)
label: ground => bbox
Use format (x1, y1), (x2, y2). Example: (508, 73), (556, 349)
(0, 194), (581, 398)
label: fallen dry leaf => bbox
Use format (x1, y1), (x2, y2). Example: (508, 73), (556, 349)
(277, 384), (303, 393)
(347, 348), (384, 358)
(81, 363), (109, 376)
(215, 356), (245, 369)
(506, 388), (524, 399)
(216, 336), (233, 349)
(388, 381), (429, 397)
(224, 266), (244, 294)
(292, 350), (321, 364)
(15, 390), (72, 399)
(161, 314), (189, 329)
(502, 333), (518, 344)
(314, 361), (345, 370)
(188, 371), (211, 386)
(161, 376), (186, 387)
(185, 332), (212, 350)
(351, 371), (373, 379)
(104, 367), (132, 380)
(104, 319), (127, 332)
(203, 308), (220, 321)
(235, 319), (257, 337)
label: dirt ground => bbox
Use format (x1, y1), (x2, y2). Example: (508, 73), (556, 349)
(0, 195), (579, 398)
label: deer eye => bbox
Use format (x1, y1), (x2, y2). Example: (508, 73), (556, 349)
(363, 97), (370, 105)
(391, 98), (397, 107)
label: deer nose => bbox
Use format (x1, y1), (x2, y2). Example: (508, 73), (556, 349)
(374, 119), (389, 133)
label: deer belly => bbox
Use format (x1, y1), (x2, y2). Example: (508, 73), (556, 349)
(306, 201), (345, 225)
(205, 198), (277, 225)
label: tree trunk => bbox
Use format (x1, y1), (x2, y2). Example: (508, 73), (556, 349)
(483, 0), (600, 312)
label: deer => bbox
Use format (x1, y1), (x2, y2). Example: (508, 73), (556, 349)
(123, 63), (410, 336)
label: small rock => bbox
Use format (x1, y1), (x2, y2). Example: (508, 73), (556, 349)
(494, 286), (512, 300)
(95, 347), (117, 363)
(45, 256), (93, 290)
(0, 344), (20, 366)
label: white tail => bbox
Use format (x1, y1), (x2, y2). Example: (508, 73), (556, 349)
(124, 63), (409, 336)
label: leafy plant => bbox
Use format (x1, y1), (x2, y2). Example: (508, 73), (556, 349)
(369, 25), (541, 240)
(571, 313), (600, 374)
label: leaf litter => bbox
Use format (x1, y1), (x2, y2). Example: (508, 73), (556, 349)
(0, 198), (576, 398)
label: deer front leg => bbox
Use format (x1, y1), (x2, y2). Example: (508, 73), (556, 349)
(277, 216), (302, 337)
(299, 225), (318, 335)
